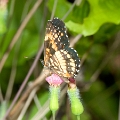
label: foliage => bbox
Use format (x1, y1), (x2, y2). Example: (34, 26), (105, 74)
(0, 0), (120, 120)
(66, 0), (120, 36)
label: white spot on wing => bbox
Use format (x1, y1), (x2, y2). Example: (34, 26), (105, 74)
(70, 62), (75, 67)
(78, 64), (80, 67)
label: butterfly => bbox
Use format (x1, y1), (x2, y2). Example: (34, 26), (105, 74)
(44, 18), (80, 79)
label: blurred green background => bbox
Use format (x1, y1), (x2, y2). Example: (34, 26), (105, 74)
(0, 0), (120, 120)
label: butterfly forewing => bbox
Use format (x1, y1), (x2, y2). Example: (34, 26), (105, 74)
(44, 18), (80, 79)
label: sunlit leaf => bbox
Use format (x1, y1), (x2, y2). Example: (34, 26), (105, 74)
(66, 0), (120, 36)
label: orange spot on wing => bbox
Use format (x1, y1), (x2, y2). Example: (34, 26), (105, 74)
(52, 43), (58, 51)
(64, 72), (71, 78)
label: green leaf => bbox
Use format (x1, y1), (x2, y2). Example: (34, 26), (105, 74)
(72, 0), (90, 23)
(66, 0), (120, 36)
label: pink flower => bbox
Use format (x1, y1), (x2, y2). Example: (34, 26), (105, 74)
(46, 74), (63, 86)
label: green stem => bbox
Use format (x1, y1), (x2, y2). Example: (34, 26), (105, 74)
(52, 111), (55, 120)
(77, 115), (80, 120)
